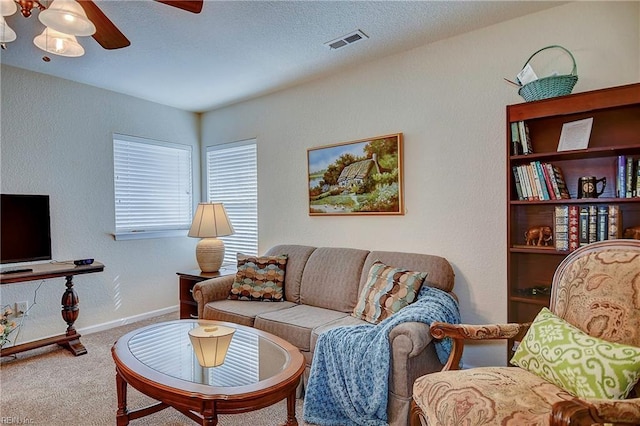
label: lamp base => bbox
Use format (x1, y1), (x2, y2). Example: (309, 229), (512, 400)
(195, 238), (225, 272)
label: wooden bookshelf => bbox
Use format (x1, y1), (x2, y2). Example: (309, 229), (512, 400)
(506, 83), (640, 355)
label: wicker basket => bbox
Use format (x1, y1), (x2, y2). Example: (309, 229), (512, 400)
(517, 45), (578, 102)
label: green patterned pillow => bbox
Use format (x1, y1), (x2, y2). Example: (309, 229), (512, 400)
(352, 260), (427, 324)
(511, 307), (640, 399)
(228, 254), (287, 301)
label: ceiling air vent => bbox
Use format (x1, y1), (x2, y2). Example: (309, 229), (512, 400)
(324, 29), (368, 50)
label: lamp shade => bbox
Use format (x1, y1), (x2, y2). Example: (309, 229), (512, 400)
(0, 16), (16, 43)
(34, 27), (84, 57)
(0, 0), (17, 17)
(188, 203), (234, 272)
(188, 325), (235, 367)
(188, 203), (234, 238)
(38, 0), (96, 36)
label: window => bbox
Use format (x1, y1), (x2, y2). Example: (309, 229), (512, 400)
(113, 134), (193, 240)
(206, 140), (258, 264)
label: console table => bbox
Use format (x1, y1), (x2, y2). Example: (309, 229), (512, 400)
(0, 261), (105, 357)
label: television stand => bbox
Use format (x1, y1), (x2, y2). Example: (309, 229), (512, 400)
(0, 261), (105, 357)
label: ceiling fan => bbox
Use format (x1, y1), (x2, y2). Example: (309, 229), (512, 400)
(1, 0), (203, 54)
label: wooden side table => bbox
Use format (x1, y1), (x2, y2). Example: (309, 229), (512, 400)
(176, 266), (236, 319)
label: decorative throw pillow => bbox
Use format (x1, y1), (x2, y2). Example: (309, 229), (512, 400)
(511, 307), (640, 399)
(228, 254), (287, 302)
(352, 260), (427, 324)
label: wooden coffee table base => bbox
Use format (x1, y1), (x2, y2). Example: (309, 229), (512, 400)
(115, 369), (300, 426)
(111, 320), (305, 426)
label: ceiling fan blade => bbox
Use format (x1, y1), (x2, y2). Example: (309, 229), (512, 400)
(155, 0), (204, 14)
(78, 0), (130, 50)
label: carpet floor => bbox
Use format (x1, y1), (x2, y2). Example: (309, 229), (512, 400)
(0, 312), (310, 425)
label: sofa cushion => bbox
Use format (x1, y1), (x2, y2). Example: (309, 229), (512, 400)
(511, 307), (640, 399)
(360, 251), (454, 295)
(254, 304), (349, 351)
(203, 299), (297, 327)
(228, 254), (288, 301)
(264, 245), (316, 303)
(352, 260), (427, 324)
(299, 247), (369, 312)
(310, 315), (368, 357)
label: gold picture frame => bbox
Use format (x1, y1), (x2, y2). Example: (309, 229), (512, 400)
(307, 133), (404, 216)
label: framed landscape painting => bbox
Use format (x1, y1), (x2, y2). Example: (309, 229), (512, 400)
(307, 133), (404, 216)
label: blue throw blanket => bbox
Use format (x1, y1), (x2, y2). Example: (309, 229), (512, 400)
(303, 285), (460, 426)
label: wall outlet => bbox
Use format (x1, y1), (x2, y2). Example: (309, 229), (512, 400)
(15, 301), (28, 317)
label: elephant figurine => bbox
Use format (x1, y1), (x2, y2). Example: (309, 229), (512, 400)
(623, 225), (640, 240)
(525, 226), (553, 246)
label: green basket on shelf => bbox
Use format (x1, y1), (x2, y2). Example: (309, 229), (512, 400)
(517, 45), (578, 102)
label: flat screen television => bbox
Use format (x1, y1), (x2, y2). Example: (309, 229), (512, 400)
(1, 194), (52, 264)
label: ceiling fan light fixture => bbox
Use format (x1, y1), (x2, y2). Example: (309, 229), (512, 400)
(0, 15), (16, 42)
(39, 0), (96, 36)
(34, 27), (84, 57)
(0, 0), (17, 17)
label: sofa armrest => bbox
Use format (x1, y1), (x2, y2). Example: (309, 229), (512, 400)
(430, 322), (531, 371)
(389, 321), (433, 358)
(192, 275), (235, 318)
(389, 321), (446, 401)
(551, 398), (640, 425)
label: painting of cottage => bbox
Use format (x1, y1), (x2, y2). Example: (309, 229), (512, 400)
(307, 134), (403, 215)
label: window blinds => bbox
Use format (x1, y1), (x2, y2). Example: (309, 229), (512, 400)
(206, 140), (258, 263)
(114, 134), (193, 236)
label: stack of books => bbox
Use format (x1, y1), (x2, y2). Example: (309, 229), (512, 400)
(510, 121), (532, 155)
(512, 162), (570, 201)
(617, 155), (640, 198)
(554, 205), (621, 252)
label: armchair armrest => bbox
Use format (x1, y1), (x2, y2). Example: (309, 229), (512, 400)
(551, 398), (640, 425)
(429, 322), (531, 371)
(191, 275), (235, 318)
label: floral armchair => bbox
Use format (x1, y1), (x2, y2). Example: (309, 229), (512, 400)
(410, 239), (640, 426)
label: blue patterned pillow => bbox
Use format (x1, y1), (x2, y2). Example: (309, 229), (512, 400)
(352, 260), (427, 324)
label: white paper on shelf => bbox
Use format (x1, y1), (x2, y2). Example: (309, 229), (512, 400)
(557, 117), (593, 152)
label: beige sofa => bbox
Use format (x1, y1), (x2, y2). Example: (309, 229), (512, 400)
(192, 244), (455, 426)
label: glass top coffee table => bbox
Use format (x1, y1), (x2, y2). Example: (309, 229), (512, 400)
(111, 319), (305, 426)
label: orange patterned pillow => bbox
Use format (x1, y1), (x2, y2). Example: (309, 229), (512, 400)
(352, 260), (427, 324)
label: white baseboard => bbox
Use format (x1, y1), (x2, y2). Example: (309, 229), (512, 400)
(79, 305), (179, 336)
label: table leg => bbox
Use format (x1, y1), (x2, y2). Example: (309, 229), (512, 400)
(60, 275), (87, 355)
(285, 391), (298, 426)
(116, 370), (130, 426)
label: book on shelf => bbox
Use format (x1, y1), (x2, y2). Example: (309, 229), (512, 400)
(517, 121), (533, 155)
(510, 122), (522, 156)
(617, 155), (639, 198)
(544, 162), (561, 199)
(533, 161), (550, 200)
(617, 155), (626, 198)
(579, 206), (589, 247)
(568, 205), (580, 252)
(596, 205), (608, 242)
(554, 205), (569, 251)
(626, 157), (634, 198)
(551, 164), (571, 199)
(608, 205), (622, 239)
(588, 205), (598, 244)
(512, 166), (524, 200)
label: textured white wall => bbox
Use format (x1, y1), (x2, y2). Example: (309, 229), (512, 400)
(1, 69), (200, 344)
(200, 2), (639, 366)
(0, 1), (637, 366)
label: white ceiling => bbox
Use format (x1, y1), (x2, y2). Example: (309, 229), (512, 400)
(1, 1), (563, 112)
